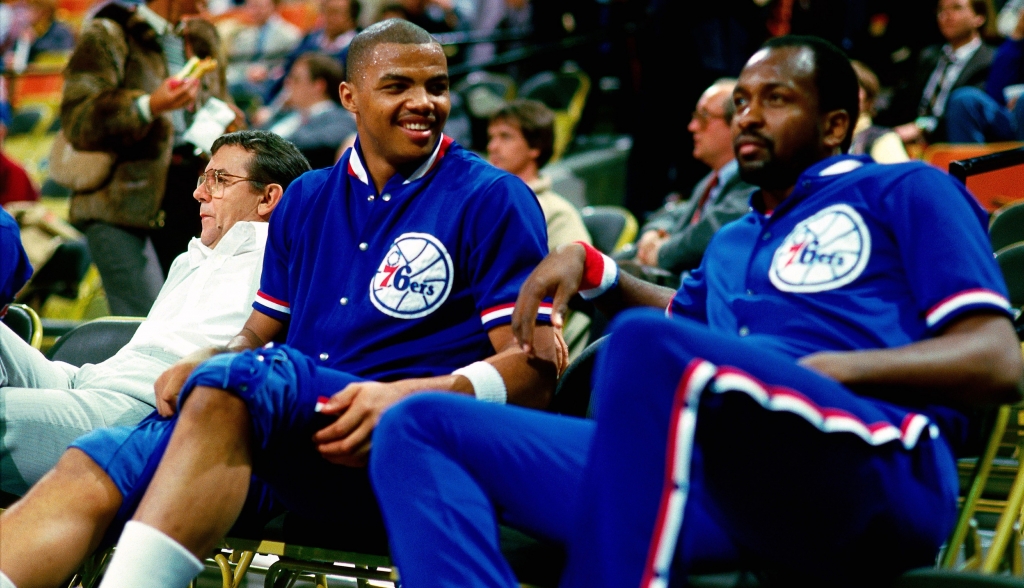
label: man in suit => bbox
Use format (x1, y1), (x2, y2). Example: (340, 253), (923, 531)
(632, 78), (757, 277)
(891, 0), (995, 144)
(260, 52), (356, 168)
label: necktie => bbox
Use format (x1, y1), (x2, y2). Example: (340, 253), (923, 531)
(690, 173), (719, 226)
(921, 55), (953, 117)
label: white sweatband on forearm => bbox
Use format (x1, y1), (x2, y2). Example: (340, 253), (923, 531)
(1, 570), (16, 588)
(453, 361), (507, 404)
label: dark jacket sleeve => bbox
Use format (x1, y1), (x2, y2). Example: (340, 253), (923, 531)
(656, 178), (755, 274)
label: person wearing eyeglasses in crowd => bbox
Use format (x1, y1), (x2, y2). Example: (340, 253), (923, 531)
(0, 130), (309, 499)
(628, 78), (756, 279)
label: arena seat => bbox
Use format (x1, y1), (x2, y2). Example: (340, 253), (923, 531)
(1, 303), (42, 349)
(990, 201), (1024, 253)
(996, 243), (1024, 309)
(923, 143), (1024, 212)
(519, 68), (590, 162)
(45, 317), (142, 365)
(581, 205), (637, 255)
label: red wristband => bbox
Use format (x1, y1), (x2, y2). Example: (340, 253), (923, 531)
(576, 241), (619, 300)
(578, 241), (606, 291)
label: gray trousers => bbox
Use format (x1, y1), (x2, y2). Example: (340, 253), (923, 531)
(84, 222), (164, 317)
(0, 324), (164, 495)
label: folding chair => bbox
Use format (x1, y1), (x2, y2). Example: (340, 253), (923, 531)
(991, 201), (1024, 253)
(1, 303), (42, 349)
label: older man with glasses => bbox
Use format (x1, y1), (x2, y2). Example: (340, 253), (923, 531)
(630, 78), (757, 278)
(0, 130), (310, 498)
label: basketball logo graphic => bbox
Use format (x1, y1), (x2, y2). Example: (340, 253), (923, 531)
(370, 233), (454, 318)
(769, 204), (871, 293)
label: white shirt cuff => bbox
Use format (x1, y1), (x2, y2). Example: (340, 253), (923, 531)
(136, 94), (153, 123)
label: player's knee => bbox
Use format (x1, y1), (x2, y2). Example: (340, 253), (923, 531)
(179, 385), (248, 426)
(373, 394), (452, 474)
(48, 448), (123, 516)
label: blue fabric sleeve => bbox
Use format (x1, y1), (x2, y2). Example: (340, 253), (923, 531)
(460, 174), (551, 330)
(884, 165), (1011, 333)
(252, 177), (297, 321)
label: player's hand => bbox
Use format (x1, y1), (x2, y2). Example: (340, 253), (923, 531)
(512, 242), (586, 358)
(312, 381), (409, 467)
(153, 347), (223, 417)
(149, 77), (200, 118)
(635, 229), (669, 267)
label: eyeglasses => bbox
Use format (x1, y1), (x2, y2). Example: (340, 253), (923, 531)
(691, 109), (727, 126)
(196, 169), (261, 196)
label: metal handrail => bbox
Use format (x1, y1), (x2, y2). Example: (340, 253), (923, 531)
(949, 146), (1024, 185)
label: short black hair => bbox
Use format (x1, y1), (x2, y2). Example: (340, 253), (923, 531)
(211, 130), (311, 191)
(490, 99), (555, 168)
(296, 52), (345, 104)
(761, 35), (860, 152)
(344, 18), (439, 83)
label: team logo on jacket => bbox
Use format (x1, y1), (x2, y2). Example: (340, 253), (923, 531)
(370, 232), (454, 319)
(768, 204), (871, 293)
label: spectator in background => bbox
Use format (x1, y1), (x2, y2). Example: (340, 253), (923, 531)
(890, 0), (994, 146)
(60, 0), (229, 316)
(629, 79), (755, 278)
(259, 0), (360, 118)
(223, 0), (302, 112)
(940, 5), (1024, 142)
(375, 3), (409, 22)
(850, 60), (909, 163)
(487, 99), (590, 358)
(399, 0), (469, 33)
(2, 0), (74, 73)
(0, 206), (31, 310)
(261, 52), (355, 168)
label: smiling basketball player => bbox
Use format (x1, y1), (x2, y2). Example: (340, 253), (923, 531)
(0, 19), (564, 588)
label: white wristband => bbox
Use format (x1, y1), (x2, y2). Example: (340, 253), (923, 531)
(453, 361), (507, 404)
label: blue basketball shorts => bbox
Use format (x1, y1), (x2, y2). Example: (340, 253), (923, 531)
(71, 345), (380, 534)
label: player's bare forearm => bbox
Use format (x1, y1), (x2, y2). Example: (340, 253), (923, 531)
(513, 243), (676, 355)
(227, 310), (283, 351)
(799, 313), (1024, 407)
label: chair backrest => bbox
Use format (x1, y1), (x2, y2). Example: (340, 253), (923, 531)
(581, 205), (638, 255)
(46, 317), (143, 366)
(923, 143), (1024, 212)
(520, 69), (591, 162)
(550, 335), (607, 418)
(996, 243), (1024, 309)
(1, 303), (42, 349)
(990, 201), (1024, 252)
(454, 71), (517, 119)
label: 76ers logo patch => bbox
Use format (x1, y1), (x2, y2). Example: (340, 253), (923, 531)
(370, 233), (454, 319)
(769, 204), (871, 293)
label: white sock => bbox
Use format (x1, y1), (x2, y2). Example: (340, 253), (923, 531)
(1, 570), (17, 588)
(98, 521), (204, 588)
